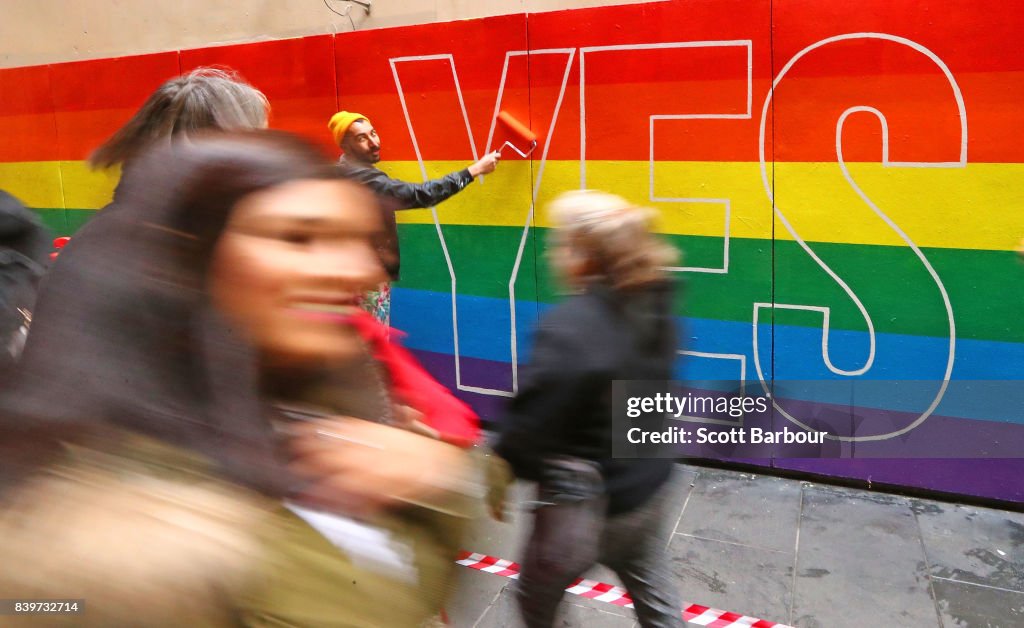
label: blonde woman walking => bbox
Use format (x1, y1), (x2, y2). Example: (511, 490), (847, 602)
(494, 190), (686, 627)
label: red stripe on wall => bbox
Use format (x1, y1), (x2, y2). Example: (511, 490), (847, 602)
(181, 35), (339, 154)
(0, 66), (57, 162)
(334, 13), (529, 95)
(50, 52), (181, 161)
(771, 0), (1024, 75)
(528, 0), (1024, 74)
(0, 1), (1022, 163)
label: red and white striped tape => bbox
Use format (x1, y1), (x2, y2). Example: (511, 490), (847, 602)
(456, 551), (793, 628)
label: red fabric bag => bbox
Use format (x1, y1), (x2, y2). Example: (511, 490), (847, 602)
(348, 311), (480, 448)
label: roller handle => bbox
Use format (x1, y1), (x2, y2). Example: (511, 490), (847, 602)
(497, 140), (536, 158)
(496, 110), (538, 159)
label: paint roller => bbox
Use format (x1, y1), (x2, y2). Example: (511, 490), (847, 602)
(496, 110), (537, 158)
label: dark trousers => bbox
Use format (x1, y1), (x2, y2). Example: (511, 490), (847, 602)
(515, 474), (685, 627)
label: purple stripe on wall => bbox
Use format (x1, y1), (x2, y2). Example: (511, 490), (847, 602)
(661, 393), (1024, 459)
(408, 348), (510, 421)
(406, 347), (1024, 503)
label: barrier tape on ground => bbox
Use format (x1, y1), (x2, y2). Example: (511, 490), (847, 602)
(456, 551), (793, 628)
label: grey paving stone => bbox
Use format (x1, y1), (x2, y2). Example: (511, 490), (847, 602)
(667, 533), (792, 623)
(790, 486), (938, 628)
(914, 500), (1024, 593)
(471, 586), (523, 628)
(932, 578), (1024, 628)
(462, 481), (535, 560)
(446, 566), (509, 628)
(555, 601), (636, 627)
(674, 467), (802, 552)
(450, 481), (534, 627)
(458, 462), (1024, 628)
(659, 465), (700, 532)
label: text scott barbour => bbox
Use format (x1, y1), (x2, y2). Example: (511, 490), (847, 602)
(621, 391), (827, 445)
(625, 426), (827, 445)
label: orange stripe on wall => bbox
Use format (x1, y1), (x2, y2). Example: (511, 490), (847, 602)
(5, 70), (1021, 164)
(322, 74), (1022, 163)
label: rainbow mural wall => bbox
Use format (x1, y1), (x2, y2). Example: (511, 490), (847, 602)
(1, 1), (1022, 503)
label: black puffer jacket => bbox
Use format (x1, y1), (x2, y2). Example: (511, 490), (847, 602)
(0, 190), (50, 270)
(495, 282), (678, 515)
(0, 190), (51, 370)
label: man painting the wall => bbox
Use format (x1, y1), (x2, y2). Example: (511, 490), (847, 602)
(328, 111), (501, 326)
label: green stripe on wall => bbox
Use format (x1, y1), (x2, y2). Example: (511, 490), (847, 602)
(30, 208), (98, 237)
(395, 223), (1024, 345)
(65, 209), (97, 235)
(31, 208), (67, 235)
(41, 210), (1022, 345)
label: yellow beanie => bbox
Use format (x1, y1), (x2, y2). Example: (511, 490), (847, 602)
(328, 111), (369, 146)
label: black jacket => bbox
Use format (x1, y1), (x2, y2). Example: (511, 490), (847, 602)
(0, 191), (52, 372)
(0, 190), (51, 265)
(339, 160), (473, 279)
(495, 282), (677, 515)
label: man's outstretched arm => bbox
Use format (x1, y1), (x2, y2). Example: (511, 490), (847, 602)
(347, 151), (500, 209)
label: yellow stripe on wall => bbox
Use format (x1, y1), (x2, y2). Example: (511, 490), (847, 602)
(386, 160), (1024, 252)
(0, 162), (65, 208)
(0, 161), (120, 210)
(2, 159), (1021, 252)
(60, 161), (121, 210)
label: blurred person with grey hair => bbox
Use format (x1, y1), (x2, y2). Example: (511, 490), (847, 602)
(1, 66), (269, 457)
(492, 190), (686, 627)
(24, 64), (268, 291)
(90, 66), (269, 169)
(55, 66), (269, 249)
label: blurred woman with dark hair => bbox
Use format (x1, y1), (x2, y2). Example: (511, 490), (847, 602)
(0, 132), (478, 626)
(493, 190), (685, 627)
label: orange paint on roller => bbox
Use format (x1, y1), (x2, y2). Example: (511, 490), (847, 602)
(496, 110), (537, 157)
(498, 111), (537, 143)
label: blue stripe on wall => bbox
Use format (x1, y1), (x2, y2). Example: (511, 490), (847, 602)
(391, 286), (1024, 424)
